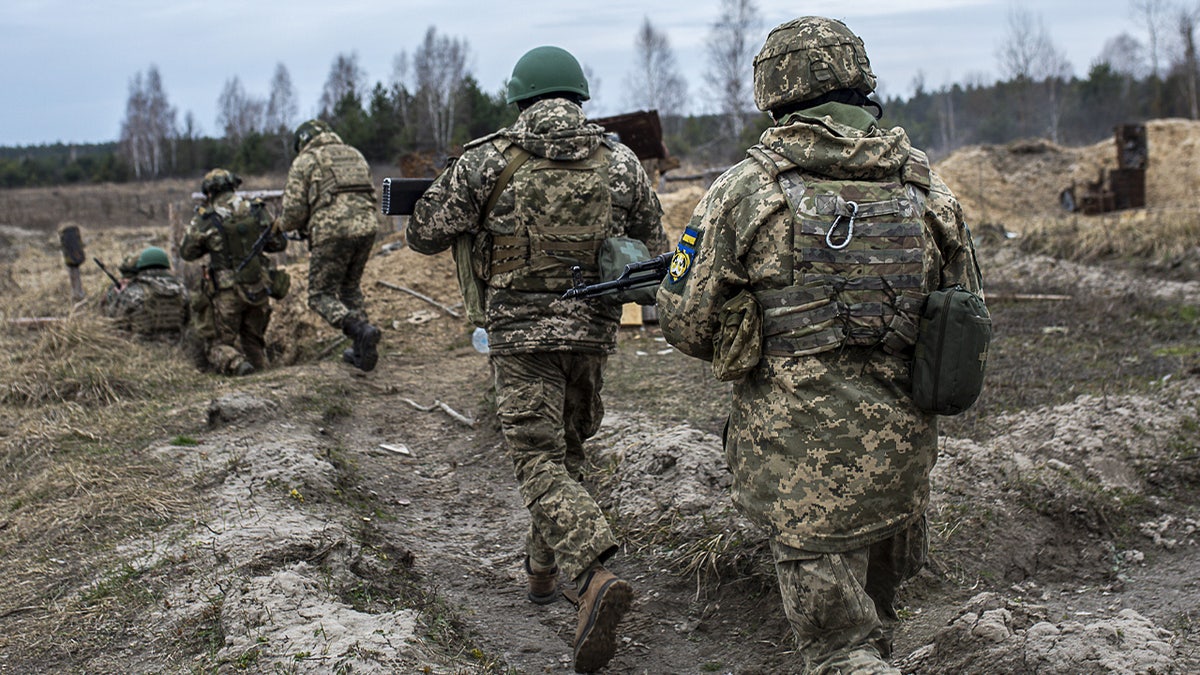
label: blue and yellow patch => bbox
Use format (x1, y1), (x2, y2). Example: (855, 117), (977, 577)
(668, 226), (700, 283)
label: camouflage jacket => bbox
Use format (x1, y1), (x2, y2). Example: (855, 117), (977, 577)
(101, 268), (189, 337)
(278, 131), (379, 248)
(181, 190), (286, 290)
(407, 98), (667, 355)
(657, 102), (983, 552)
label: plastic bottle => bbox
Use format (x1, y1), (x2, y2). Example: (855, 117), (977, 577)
(471, 326), (490, 354)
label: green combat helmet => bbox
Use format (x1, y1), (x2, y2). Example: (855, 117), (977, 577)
(505, 46), (590, 105)
(293, 119), (332, 153)
(201, 168), (242, 198)
(753, 16), (876, 113)
(136, 246), (170, 271)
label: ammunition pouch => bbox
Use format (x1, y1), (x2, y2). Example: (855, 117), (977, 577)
(598, 236), (656, 306)
(268, 268), (291, 299)
(454, 234), (487, 327)
(911, 285), (991, 415)
(712, 290), (763, 381)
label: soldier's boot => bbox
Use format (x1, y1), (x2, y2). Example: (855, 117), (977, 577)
(572, 566), (632, 673)
(233, 360), (255, 376)
(525, 557), (559, 605)
(342, 317), (381, 372)
(342, 348), (359, 367)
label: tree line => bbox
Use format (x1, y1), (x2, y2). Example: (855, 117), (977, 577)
(1, 1), (1196, 189)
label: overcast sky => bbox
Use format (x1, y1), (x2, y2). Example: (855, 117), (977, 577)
(1, 0), (1135, 146)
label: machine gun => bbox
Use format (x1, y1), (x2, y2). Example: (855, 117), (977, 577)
(93, 257), (122, 290)
(381, 177), (436, 216)
(562, 253), (672, 300)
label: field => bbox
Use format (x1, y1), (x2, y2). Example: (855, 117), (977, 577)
(1, 121), (1199, 674)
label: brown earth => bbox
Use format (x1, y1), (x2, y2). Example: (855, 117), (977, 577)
(1, 121), (1199, 674)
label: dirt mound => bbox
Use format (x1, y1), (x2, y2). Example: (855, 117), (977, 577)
(936, 118), (1200, 229)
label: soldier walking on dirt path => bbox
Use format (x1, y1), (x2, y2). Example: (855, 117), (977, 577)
(100, 246), (189, 342)
(277, 119), (383, 372)
(407, 45), (668, 673)
(181, 169), (288, 376)
(657, 17), (986, 675)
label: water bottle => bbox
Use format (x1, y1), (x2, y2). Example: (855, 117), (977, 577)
(471, 327), (490, 354)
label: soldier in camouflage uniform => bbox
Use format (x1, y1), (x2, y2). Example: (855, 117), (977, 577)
(100, 246), (189, 341)
(657, 17), (984, 675)
(181, 169), (287, 376)
(407, 46), (667, 673)
(277, 119), (382, 372)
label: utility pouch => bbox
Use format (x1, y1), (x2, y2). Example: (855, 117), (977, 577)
(268, 268), (291, 299)
(454, 234), (487, 327)
(911, 285), (991, 415)
(598, 236), (656, 305)
(712, 290), (763, 381)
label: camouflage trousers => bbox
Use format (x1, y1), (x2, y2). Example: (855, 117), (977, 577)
(491, 351), (618, 582)
(307, 232), (375, 329)
(774, 517), (927, 675)
(205, 288), (271, 374)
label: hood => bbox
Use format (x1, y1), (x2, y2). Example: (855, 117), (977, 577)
(757, 102), (913, 181)
(502, 98), (603, 161)
(302, 130), (346, 153)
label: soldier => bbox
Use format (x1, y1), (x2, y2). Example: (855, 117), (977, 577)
(407, 46), (667, 673)
(657, 17), (985, 674)
(277, 119), (382, 372)
(100, 246), (189, 341)
(181, 168), (287, 376)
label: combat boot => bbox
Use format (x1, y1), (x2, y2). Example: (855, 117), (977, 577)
(572, 566), (632, 673)
(342, 318), (381, 372)
(342, 348), (358, 367)
(525, 557), (559, 605)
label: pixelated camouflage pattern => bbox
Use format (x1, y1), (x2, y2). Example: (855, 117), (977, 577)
(407, 98), (667, 355)
(278, 131), (379, 248)
(204, 289), (271, 373)
(492, 352), (618, 582)
(307, 232), (375, 328)
(101, 268), (189, 339)
(657, 103), (982, 552)
(753, 16), (877, 112)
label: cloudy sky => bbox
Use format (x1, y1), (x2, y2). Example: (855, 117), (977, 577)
(2, 0), (1135, 146)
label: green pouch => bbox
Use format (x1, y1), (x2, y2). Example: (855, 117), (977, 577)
(268, 268), (291, 299)
(712, 290), (763, 381)
(598, 236), (656, 305)
(911, 286), (991, 415)
(454, 234), (487, 327)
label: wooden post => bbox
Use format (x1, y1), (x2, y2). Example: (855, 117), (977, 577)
(58, 223), (86, 301)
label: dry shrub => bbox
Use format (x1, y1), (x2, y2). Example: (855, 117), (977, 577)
(1017, 207), (1200, 265)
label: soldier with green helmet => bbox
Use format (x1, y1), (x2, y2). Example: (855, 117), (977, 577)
(101, 245), (190, 341)
(657, 16), (985, 674)
(181, 168), (288, 376)
(407, 45), (667, 673)
(277, 119), (383, 372)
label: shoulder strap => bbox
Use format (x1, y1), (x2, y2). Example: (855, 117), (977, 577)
(479, 147), (532, 228)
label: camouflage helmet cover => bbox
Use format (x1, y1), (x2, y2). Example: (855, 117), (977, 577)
(201, 168), (242, 197)
(505, 46), (590, 105)
(293, 119), (332, 153)
(136, 246), (170, 271)
(753, 16), (877, 113)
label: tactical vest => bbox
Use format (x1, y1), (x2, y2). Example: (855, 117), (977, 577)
(204, 197), (270, 286)
(313, 143), (375, 205)
(131, 274), (187, 337)
(486, 142), (614, 293)
(748, 144), (933, 357)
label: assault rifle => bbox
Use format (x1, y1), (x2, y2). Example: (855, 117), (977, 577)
(235, 223), (279, 273)
(93, 257), (121, 290)
(562, 253), (672, 300)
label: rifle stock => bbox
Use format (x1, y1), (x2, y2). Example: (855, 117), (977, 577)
(562, 253), (672, 299)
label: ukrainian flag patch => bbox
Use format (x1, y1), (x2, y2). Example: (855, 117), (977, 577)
(668, 226), (699, 283)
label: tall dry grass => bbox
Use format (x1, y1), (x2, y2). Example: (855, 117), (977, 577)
(1017, 207), (1200, 265)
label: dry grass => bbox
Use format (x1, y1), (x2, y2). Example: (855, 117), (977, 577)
(1018, 207), (1200, 266)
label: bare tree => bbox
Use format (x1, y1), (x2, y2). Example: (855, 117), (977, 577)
(265, 63), (299, 135)
(1098, 32), (1150, 77)
(119, 65), (177, 179)
(413, 26), (468, 157)
(319, 52), (367, 116)
(996, 5), (1071, 141)
(705, 0), (761, 148)
(583, 64), (603, 116)
(1175, 7), (1200, 119)
(624, 17), (688, 131)
(1131, 0), (1172, 78)
(216, 77), (266, 141)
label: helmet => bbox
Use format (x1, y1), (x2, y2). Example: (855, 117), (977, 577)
(753, 16), (876, 113)
(200, 168), (242, 198)
(136, 246), (170, 271)
(293, 119), (332, 153)
(505, 46), (590, 105)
